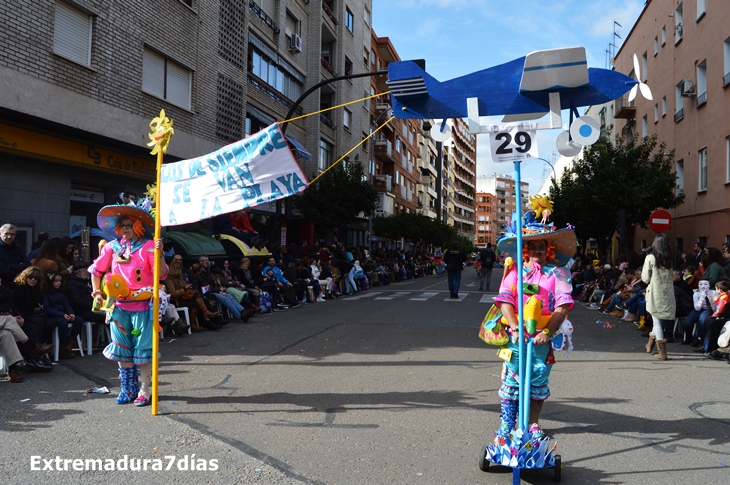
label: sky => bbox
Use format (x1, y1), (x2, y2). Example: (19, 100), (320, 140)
(372, 0), (645, 194)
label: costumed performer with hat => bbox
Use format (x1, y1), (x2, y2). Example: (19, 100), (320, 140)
(493, 205), (576, 441)
(89, 198), (168, 407)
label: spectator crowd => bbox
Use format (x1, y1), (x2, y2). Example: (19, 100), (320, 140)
(1, 222), (442, 383)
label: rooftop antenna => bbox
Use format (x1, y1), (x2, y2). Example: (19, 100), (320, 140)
(606, 21), (622, 68)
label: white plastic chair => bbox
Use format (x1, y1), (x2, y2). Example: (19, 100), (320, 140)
(52, 323), (89, 362)
(160, 307), (193, 338)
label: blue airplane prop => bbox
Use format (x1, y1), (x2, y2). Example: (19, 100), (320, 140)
(386, 47), (642, 121)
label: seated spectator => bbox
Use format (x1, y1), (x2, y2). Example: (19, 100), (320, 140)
(210, 266), (258, 319)
(27, 231), (50, 261)
(194, 257), (254, 322)
(165, 260), (219, 332)
(1, 224), (30, 287)
(57, 236), (77, 272)
(684, 279), (716, 347)
(1, 281), (53, 371)
(309, 257), (328, 302)
(701, 248), (726, 287)
(283, 262), (307, 304)
(601, 269), (642, 315)
(12, 266), (53, 346)
(704, 280), (730, 359)
(237, 258), (262, 305)
(296, 259), (321, 302)
(262, 256), (299, 307)
(30, 239), (60, 277)
(66, 261), (107, 329)
(41, 271), (84, 358)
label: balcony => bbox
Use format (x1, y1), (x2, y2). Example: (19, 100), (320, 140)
(249, 0), (280, 33)
(696, 91), (707, 107)
(674, 108), (684, 123)
(321, 57), (337, 77)
(614, 95), (636, 119)
(418, 156), (437, 176)
(374, 139), (400, 163)
(322, 1), (338, 25)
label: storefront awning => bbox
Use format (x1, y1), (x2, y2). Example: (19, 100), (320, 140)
(287, 137), (312, 161)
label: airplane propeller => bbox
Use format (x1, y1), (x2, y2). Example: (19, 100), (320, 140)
(628, 53), (653, 102)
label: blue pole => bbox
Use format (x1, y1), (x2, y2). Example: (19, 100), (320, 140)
(514, 160), (525, 435)
(514, 161), (525, 484)
(523, 340), (534, 431)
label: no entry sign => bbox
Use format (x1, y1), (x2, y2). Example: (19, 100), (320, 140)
(649, 209), (672, 233)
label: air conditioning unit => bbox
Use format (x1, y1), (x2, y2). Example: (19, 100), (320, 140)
(680, 79), (695, 97)
(289, 34), (303, 52)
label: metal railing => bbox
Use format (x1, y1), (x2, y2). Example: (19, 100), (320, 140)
(674, 108), (684, 123)
(696, 91), (707, 106)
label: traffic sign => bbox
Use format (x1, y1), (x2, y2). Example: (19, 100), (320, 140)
(649, 209), (672, 233)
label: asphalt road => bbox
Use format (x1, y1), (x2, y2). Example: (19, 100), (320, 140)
(2, 268), (730, 485)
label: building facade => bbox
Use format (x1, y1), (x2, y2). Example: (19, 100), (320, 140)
(476, 173), (529, 247)
(370, 32), (421, 218)
(474, 191), (496, 248)
(0, 0), (374, 249)
(611, 0), (730, 252)
(443, 118), (476, 241)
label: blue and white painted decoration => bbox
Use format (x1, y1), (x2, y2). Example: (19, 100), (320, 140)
(158, 123), (308, 227)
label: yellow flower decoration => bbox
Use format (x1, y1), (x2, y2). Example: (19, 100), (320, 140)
(528, 194), (554, 223)
(144, 183), (157, 218)
(147, 109), (174, 155)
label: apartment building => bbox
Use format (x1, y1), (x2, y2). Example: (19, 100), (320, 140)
(442, 118), (476, 241)
(417, 119), (439, 220)
(474, 192), (497, 248)
(370, 32), (421, 217)
(611, 0), (730, 252)
(0, 0), (373, 248)
(477, 174), (529, 233)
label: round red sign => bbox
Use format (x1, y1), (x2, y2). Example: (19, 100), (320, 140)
(649, 209), (672, 233)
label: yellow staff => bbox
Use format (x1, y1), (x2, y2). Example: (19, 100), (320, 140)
(147, 109), (174, 416)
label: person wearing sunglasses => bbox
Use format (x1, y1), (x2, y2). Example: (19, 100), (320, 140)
(89, 198), (167, 407)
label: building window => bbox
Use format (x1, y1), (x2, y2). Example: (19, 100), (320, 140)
(142, 48), (192, 110)
(642, 115), (648, 138)
(343, 108), (351, 131)
(362, 132), (368, 152)
(676, 238), (684, 253)
(661, 25), (666, 45)
(642, 52), (648, 81)
(662, 96), (667, 116)
(676, 159), (684, 194)
(696, 60), (707, 105)
(674, 3), (683, 43)
(697, 0), (706, 20)
(249, 47), (304, 101)
(344, 56), (353, 76)
(345, 7), (354, 32)
(675, 82), (684, 121)
(699, 148), (707, 191)
(318, 139), (333, 171)
(364, 7), (370, 26)
(53, 1), (93, 67)
(654, 36), (658, 55)
(654, 104), (659, 123)
(726, 137), (730, 182)
(370, 49), (376, 66)
(724, 37), (730, 87)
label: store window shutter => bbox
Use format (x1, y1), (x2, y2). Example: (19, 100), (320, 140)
(53, 2), (92, 66)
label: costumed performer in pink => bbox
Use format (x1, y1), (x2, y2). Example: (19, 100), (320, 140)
(89, 199), (167, 406)
(493, 211), (576, 440)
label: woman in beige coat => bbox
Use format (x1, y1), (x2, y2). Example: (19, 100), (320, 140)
(643, 233), (676, 360)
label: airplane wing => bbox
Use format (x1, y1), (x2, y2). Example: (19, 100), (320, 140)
(519, 47), (589, 93)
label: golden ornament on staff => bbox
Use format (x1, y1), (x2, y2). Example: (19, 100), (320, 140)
(147, 109), (174, 416)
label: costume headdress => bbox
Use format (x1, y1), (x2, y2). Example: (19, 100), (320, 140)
(496, 198), (576, 268)
(97, 197), (155, 241)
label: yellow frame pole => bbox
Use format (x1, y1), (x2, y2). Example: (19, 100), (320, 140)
(151, 148), (163, 416)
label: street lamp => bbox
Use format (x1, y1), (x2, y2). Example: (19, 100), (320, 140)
(367, 105), (394, 252)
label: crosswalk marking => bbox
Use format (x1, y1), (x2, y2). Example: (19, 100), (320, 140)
(375, 292), (411, 300)
(479, 294), (494, 303)
(343, 291), (383, 300)
(409, 292), (439, 301)
(444, 293), (469, 301)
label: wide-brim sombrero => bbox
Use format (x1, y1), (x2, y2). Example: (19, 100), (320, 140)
(97, 203), (154, 240)
(497, 227), (577, 267)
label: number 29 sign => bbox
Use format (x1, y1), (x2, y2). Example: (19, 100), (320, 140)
(488, 126), (538, 163)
